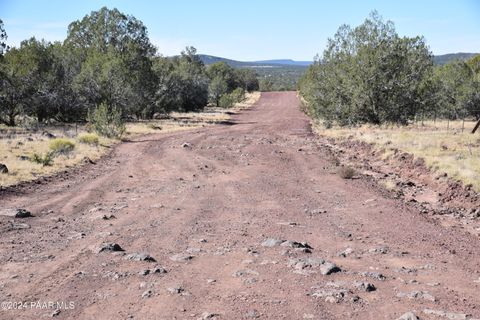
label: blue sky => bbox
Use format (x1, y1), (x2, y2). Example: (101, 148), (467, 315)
(1, 0), (479, 61)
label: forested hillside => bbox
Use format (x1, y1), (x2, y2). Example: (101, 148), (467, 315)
(198, 55), (307, 91)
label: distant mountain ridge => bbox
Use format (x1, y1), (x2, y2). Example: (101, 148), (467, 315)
(433, 53), (478, 65)
(253, 59), (312, 66)
(197, 53), (479, 68)
(197, 55), (312, 68)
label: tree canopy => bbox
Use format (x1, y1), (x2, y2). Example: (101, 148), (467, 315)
(300, 11), (435, 126)
(0, 7), (260, 126)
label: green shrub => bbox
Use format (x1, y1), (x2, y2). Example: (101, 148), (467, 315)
(31, 152), (54, 166)
(231, 87), (245, 103)
(49, 138), (75, 154)
(78, 133), (99, 145)
(88, 102), (126, 138)
(219, 94), (236, 108)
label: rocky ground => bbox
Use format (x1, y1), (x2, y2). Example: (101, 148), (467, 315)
(0, 92), (479, 320)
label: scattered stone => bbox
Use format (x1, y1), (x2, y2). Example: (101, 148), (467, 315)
(309, 209), (327, 215)
(233, 269), (259, 278)
(167, 286), (185, 295)
(125, 252), (156, 262)
(170, 253), (194, 262)
(152, 266), (167, 274)
(369, 246), (389, 254)
(311, 287), (348, 303)
(426, 282), (440, 287)
(15, 209), (33, 218)
(243, 278), (257, 284)
(186, 247), (201, 254)
(397, 291), (436, 302)
(354, 281), (376, 292)
(337, 247), (354, 257)
(289, 257), (325, 270)
(289, 257), (341, 275)
(261, 238), (284, 247)
(142, 290), (153, 298)
(394, 267), (417, 274)
(277, 221), (299, 227)
(139, 269), (150, 276)
(104, 271), (129, 280)
(280, 241), (313, 250)
(422, 309), (470, 320)
(245, 309), (260, 318)
(0, 163), (8, 174)
(98, 243), (124, 253)
(320, 262), (341, 275)
(396, 312), (419, 320)
(197, 312), (218, 320)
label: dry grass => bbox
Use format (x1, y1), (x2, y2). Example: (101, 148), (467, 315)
(125, 92), (260, 137)
(0, 127), (115, 187)
(314, 119), (480, 191)
(0, 92), (261, 187)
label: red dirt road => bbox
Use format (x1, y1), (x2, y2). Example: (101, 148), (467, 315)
(1, 92), (479, 320)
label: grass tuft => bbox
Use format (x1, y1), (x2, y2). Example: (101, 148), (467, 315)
(49, 138), (75, 154)
(78, 133), (99, 145)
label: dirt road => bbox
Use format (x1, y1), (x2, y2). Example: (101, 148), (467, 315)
(1, 92), (479, 320)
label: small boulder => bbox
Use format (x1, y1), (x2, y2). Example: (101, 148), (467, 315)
(360, 271), (386, 281)
(15, 209), (33, 218)
(152, 266), (167, 274)
(280, 241), (313, 250)
(125, 252), (156, 262)
(369, 246), (389, 254)
(320, 262), (341, 275)
(169, 253), (193, 262)
(141, 290), (153, 298)
(337, 247), (354, 257)
(354, 281), (376, 292)
(139, 269), (150, 276)
(0, 163), (8, 174)
(167, 286), (185, 295)
(98, 243), (124, 253)
(261, 238), (284, 247)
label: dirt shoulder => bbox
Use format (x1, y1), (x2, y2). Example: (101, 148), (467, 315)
(316, 132), (480, 237)
(0, 92), (479, 320)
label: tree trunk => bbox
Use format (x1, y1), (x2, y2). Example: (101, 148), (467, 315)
(8, 111), (15, 126)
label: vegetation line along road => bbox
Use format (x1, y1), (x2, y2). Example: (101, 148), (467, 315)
(299, 11), (480, 191)
(0, 7), (262, 187)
